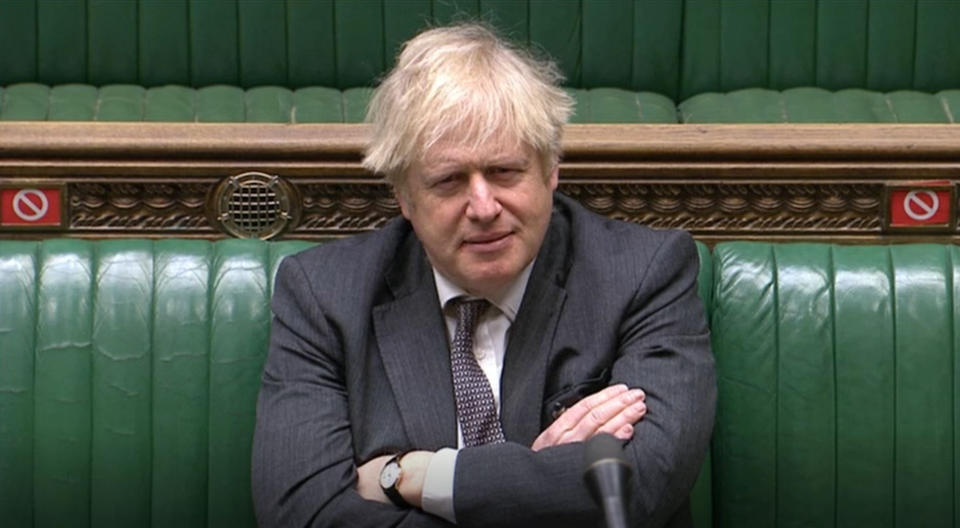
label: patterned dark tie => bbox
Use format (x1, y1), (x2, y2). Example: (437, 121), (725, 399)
(449, 297), (506, 446)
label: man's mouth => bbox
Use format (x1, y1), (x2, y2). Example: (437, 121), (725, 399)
(463, 232), (513, 251)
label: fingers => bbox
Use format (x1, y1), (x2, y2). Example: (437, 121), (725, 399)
(532, 384), (646, 451)
(596, 394), (647, 440)
(570, 385), (645, 440)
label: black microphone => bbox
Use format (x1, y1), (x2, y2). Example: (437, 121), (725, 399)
(583, 433), (633, 528)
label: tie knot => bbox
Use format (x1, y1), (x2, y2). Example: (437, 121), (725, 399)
(452, 297), (488, 331)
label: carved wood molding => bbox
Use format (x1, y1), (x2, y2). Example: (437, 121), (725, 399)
(2, 122), (959, 243)
(70, 182), (214, 233)
(559, 182), (883, 234)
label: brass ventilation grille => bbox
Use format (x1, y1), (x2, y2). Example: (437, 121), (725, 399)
(209, 172), (300, 239)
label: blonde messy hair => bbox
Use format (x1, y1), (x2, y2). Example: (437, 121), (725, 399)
(362, 23), (573, 188)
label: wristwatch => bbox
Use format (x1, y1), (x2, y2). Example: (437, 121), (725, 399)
(379, 453), (410, 508)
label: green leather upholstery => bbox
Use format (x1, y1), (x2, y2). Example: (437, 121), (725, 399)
(3, 0), (960, 123)
(681, 87), (960, 123)
(0, 83), (376, 123)
(567, 88), (679, 124)
(691, 241), (714, 528)
(711, 242), (960, 527)
(5, 0), (959, 97)
(0, 239), (314, 527)
(678, 0), (960, 100)
(0, 84), (678, 123)
(11, 83), (959, 124)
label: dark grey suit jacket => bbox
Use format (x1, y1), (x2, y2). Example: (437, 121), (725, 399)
(252, 193), (715, 527)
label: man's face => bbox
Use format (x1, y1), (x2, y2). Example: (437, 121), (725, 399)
(397, 134), (558, 299)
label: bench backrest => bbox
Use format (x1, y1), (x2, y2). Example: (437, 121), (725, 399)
(3, 0), (959, 99)
(711, 242), (960, 527)
(0, 239), (310, 527)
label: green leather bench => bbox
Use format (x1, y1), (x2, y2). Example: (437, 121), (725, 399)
(3, 238), (958, 527)
(2, 0), (960, 123)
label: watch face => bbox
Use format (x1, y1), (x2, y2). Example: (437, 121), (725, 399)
(380, 461), (401, 488)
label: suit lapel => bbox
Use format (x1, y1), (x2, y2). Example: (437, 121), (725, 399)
(372, 231), (458, 449)
(499, 205), (572, 446)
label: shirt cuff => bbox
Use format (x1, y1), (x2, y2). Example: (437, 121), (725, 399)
(420, 447), (458, 523)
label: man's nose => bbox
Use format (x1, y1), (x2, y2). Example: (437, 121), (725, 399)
(465, 173), (502, 221)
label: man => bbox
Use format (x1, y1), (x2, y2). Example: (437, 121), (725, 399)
(253, 23), (715, 527)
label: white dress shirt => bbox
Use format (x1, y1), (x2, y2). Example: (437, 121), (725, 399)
(419, 262), (534, 523)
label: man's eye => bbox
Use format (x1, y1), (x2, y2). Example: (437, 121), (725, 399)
(489, 167), (522, 181)
(431, 175), (458, 189)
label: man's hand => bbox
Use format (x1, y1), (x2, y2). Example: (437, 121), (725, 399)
(531, 384), (646, 451)
(356, 451), (434, 508)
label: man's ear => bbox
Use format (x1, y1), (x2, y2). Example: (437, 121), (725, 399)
(548, 164), (559, 191)
(395, 187), (412, 219)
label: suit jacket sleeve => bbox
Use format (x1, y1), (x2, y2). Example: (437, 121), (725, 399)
(251, 255), (453, 528)
(452, 230), (716, 528)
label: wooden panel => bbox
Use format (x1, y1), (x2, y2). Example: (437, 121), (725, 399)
(1, 123), (959, 244)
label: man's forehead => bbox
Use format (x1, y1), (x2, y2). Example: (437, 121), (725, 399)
(419, 134), (533, 167)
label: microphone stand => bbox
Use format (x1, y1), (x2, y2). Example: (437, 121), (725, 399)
(583, 434), (633, 528)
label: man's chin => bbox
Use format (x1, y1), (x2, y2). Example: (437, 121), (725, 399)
(455, 267), (519, 298)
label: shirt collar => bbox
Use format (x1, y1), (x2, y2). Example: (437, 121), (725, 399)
(432, 261), (534, 323)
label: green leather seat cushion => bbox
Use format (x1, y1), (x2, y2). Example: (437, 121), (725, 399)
(0, 83), (679, 123)
(0, 83), (374, 123)
(680, 87), (960, 123)
(5, 83), (960, 123)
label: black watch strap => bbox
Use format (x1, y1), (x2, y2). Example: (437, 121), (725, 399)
(381, 453), (410, 508)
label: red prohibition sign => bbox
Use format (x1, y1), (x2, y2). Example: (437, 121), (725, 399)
(12, 189), (49, 222)
(903, 190), (939, 221)
(888, 186), (952, 227)
(1, 187), (62, 226)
